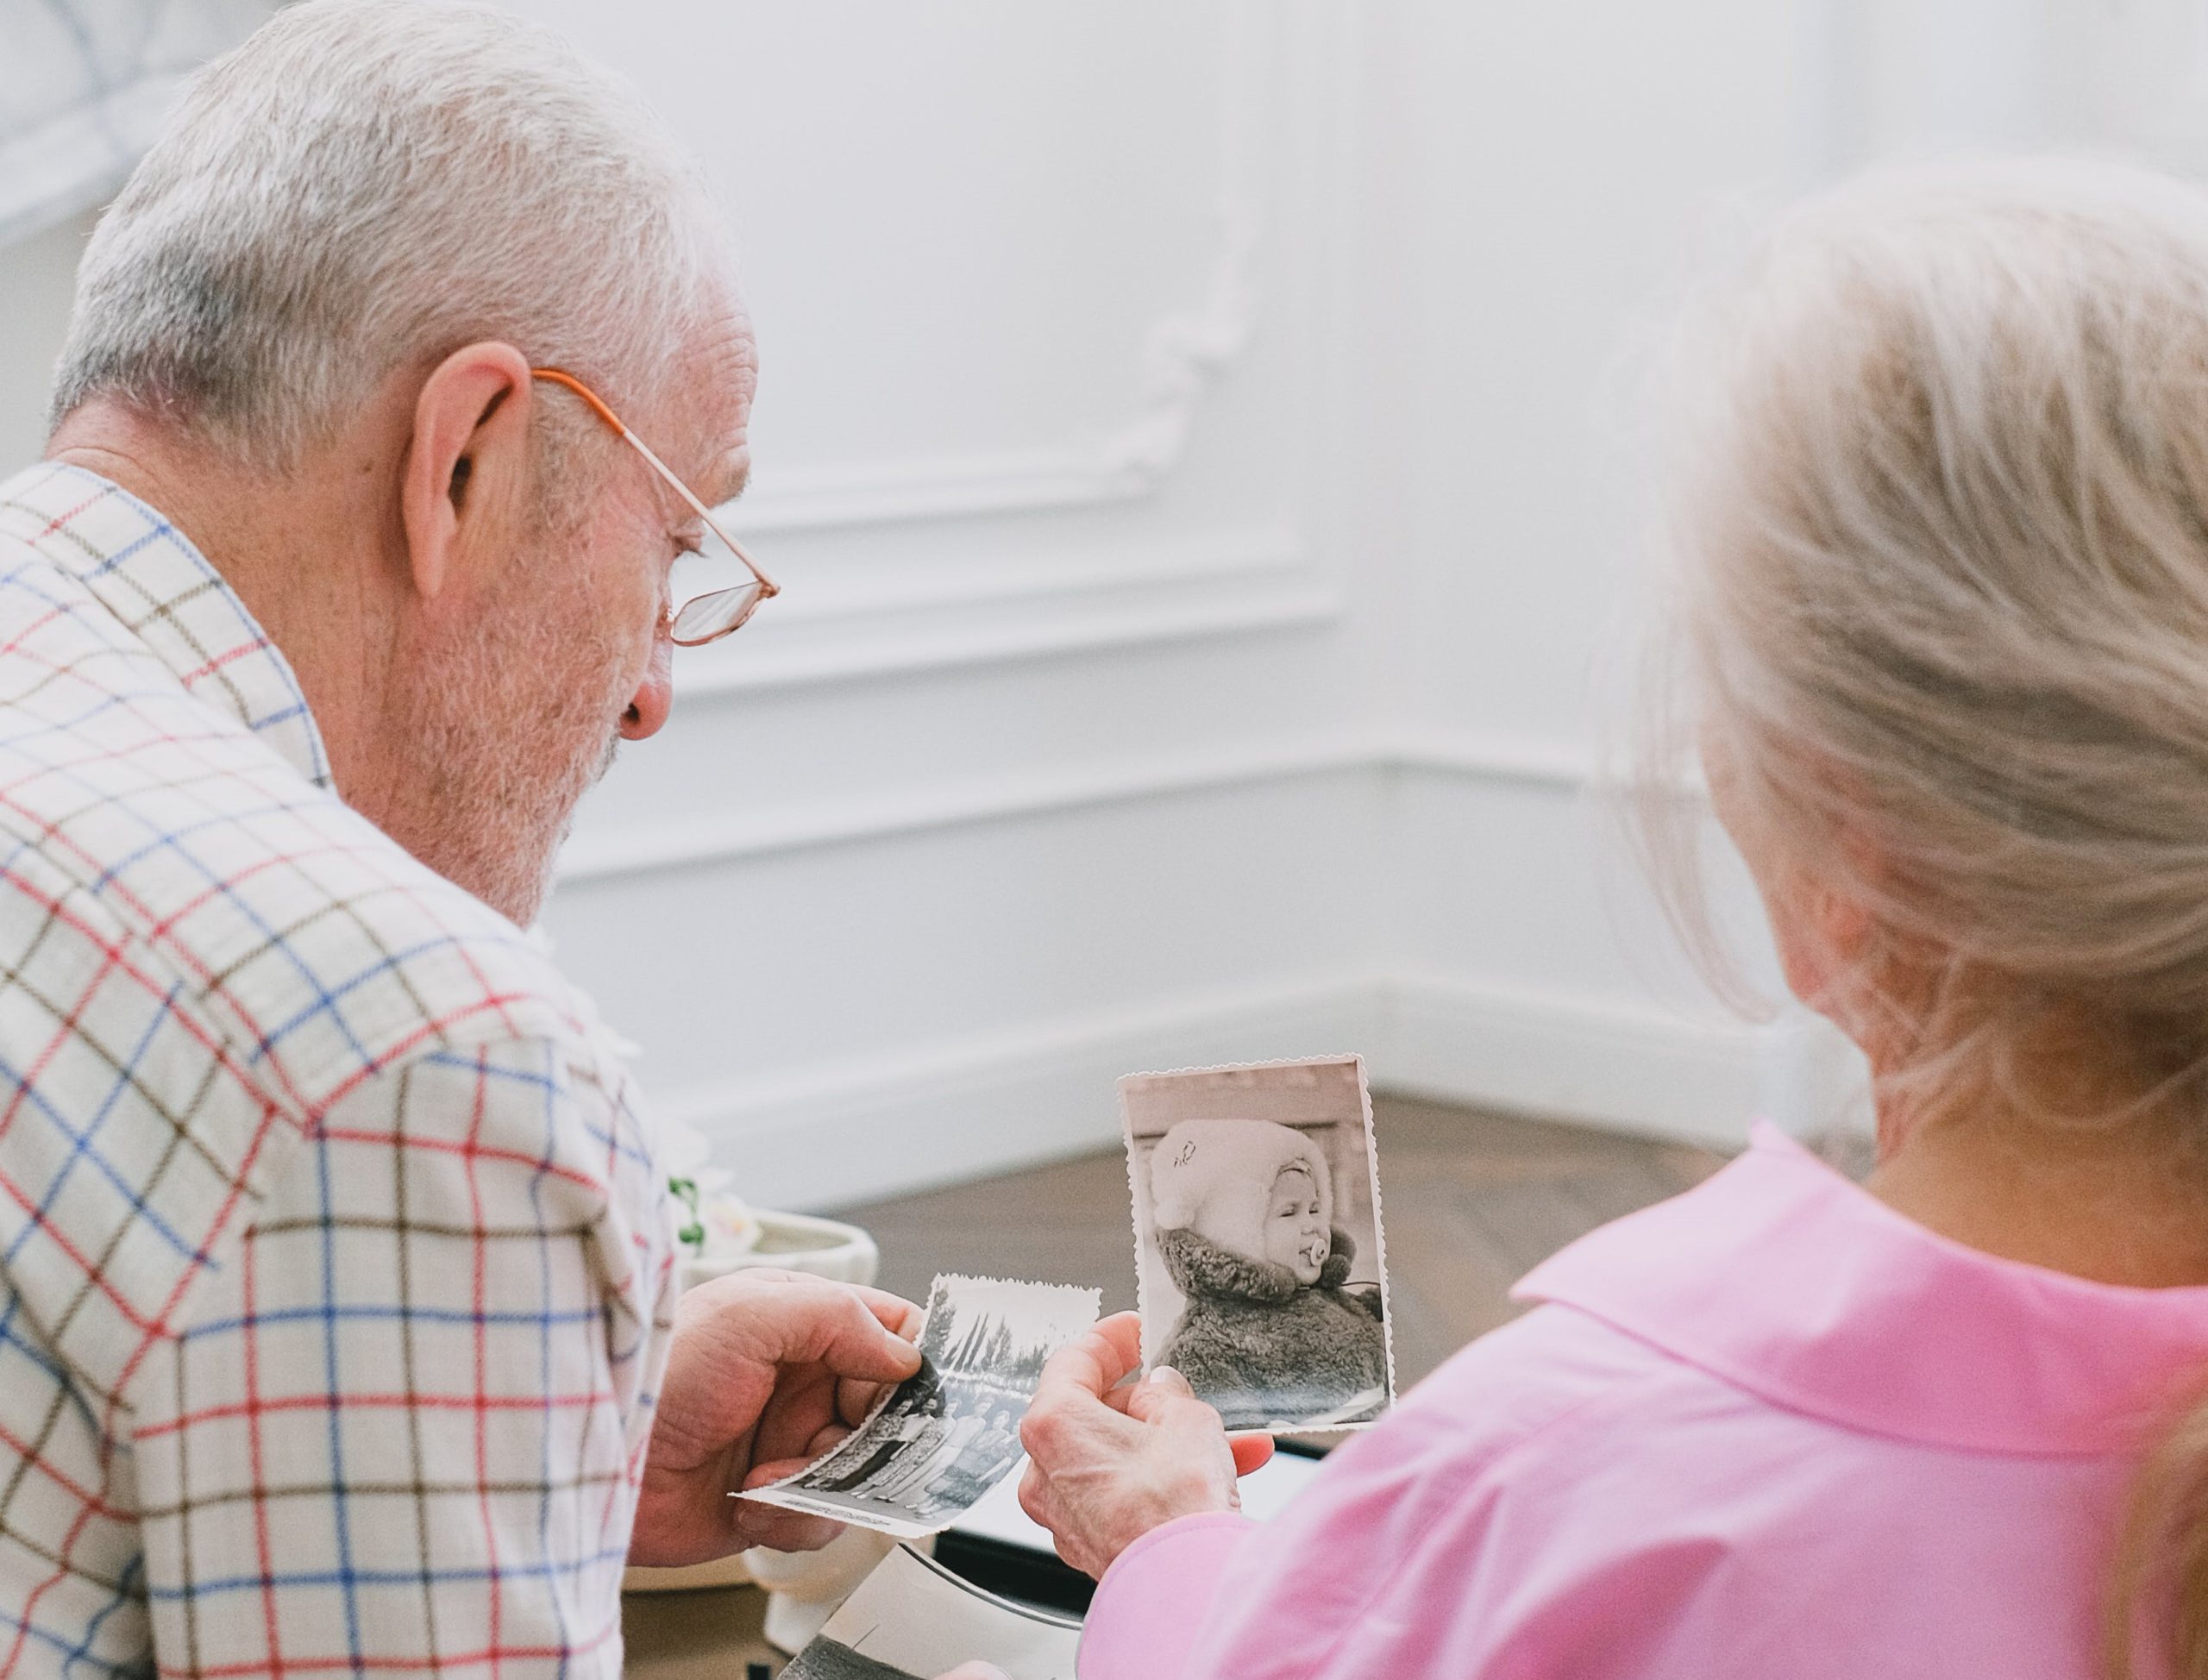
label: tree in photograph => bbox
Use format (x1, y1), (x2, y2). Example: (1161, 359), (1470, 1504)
(921, 1299), (959, 1363)
(948, 1312), (995, 1371)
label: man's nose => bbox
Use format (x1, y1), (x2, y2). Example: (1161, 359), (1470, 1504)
(619, 634), (674, 741)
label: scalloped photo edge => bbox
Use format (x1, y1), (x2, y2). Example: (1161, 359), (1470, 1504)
(1116, 1052), (1398, 1435)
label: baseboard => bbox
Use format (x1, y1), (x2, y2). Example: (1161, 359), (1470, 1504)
(662, 972), (1828, 1211)
(1371, 973), (1802, 1152)
(662, 977), (1383, 1212)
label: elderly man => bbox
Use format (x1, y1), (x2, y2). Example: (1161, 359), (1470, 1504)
(0, 2), (937, 1672)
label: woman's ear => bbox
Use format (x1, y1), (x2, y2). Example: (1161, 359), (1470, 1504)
(399, 342), (536, 605)
(1708, 731), (1888, 1019)
(1766, 833), (1889, 1031)
(1808, 874), (1875, 963)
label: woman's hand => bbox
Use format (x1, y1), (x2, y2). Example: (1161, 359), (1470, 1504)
(1016, 1312), (1273, 1578)
(630, 1269), (924, 1564)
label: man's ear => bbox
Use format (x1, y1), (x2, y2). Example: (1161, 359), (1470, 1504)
(399, 342), (536, 604)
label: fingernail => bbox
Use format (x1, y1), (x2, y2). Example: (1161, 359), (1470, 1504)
(1148, 1365), (1181, 1385)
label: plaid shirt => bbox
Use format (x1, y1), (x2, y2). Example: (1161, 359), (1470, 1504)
(0, 463), (677, 1678)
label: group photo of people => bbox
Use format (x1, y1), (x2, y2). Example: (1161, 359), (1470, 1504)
(810, 1383), (1023, 1518)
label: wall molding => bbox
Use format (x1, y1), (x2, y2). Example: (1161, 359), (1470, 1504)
(557, 737), (1376, 881)
(556, 726), (1619, 886)
(662, 969), (1807, 1211)
(672, 531), (1333, 699)
(1385, 730), (1593, 794)
(726, 0), (1278, 536)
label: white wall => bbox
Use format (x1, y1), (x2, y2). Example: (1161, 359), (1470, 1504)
(0, 211), (91, 467)
(1348, 0), (1847, 1149)
(3, 1), (2171, 1208)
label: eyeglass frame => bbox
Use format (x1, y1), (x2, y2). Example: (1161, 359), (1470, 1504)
(530, 366), (779, 647)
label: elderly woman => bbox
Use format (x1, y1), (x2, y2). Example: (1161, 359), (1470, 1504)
(1007, 158), (2208, 1680)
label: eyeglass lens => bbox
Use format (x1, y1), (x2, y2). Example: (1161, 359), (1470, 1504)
(667, 497), (768, 646)
(671, 583), (765, 646)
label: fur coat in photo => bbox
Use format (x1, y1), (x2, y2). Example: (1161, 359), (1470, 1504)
(1156, 1224), (1388, 1429)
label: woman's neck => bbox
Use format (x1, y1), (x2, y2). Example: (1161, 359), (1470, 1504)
(1867, 1098), (2208, 1289)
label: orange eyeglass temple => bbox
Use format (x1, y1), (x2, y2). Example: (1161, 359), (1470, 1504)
(530, 367), (626, 436)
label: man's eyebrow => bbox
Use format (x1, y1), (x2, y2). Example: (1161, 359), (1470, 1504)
(701, 451), (750, 510)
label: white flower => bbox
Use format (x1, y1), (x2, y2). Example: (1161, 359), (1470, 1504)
(700, 1194), (762, 1255)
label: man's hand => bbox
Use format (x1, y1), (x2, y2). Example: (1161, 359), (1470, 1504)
(1016, 1312), (1272, 1579)
(630, 1269), (924, 1565)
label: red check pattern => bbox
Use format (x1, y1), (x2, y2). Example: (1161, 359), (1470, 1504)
(0, 464), (677, 1677)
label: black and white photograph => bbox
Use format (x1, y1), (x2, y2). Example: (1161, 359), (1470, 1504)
(1120, 1055), (1396, 1432)
(780, 1543), (1079, 1680)
(740, 1274), (1100, 1539)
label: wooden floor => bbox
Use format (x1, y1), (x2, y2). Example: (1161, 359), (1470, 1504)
(827, 1095), (1727, 1390)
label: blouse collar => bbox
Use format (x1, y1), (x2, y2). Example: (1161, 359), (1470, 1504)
(1514, 1121), (2208, 1457)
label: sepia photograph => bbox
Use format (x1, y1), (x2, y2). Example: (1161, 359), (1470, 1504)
(1120, 1056), (1396, 1432)
(779, 1543), (1080, 1680)
(742, 1274), (1099, 1539)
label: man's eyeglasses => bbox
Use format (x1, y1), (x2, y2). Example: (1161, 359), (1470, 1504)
(530, 367), (778, 646)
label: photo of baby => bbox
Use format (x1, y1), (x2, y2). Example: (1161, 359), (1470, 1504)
(1120, 1056), (1395, 1432)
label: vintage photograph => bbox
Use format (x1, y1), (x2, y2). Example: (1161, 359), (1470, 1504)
(742, 1274), (1100, 1539)
(780, 1543), (1080, 1680)
(1120, 1055), (1396, 1432)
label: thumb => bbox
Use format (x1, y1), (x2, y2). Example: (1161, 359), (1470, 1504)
(801, 1286), (927, 1381)
(1124, 1364), (1196, 1424)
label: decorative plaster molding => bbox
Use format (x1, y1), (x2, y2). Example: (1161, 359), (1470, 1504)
(726, 0), (1276, 536)
(672, 531), (1327, 698)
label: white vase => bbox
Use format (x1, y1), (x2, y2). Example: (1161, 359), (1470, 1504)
(680, 1207), (881, 1292)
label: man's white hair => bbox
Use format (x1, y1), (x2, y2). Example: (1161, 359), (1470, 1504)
(49, 0), (728, 472)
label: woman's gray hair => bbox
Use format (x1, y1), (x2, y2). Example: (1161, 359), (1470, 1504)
(48, 0), (728, 473)
(1648, 157), (2208, 1098)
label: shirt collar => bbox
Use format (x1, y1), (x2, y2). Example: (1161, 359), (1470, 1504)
(1513, 1120), (2208, 1457)
(0, 462), (333, 790)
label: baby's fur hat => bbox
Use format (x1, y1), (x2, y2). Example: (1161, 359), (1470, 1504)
(1149, 1118), (1332, 1260)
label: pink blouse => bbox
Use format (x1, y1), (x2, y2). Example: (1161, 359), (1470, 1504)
(1077, 1123), (2208, 1679)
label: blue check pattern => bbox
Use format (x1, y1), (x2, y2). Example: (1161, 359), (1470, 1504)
(0, 463), (676, 1677)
